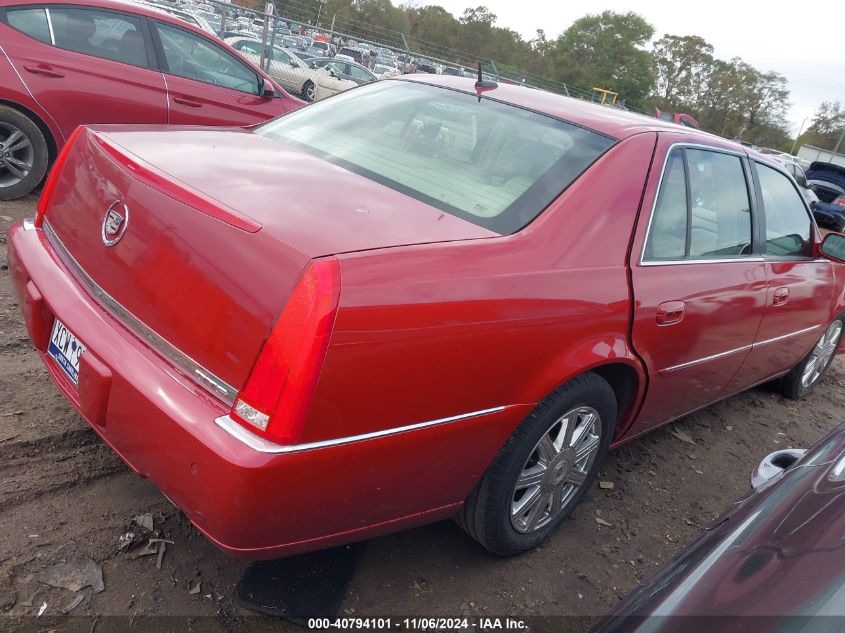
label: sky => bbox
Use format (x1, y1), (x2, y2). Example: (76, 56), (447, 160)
(427, 0), (845, 135)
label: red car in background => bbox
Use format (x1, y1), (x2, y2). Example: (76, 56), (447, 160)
(8, 76), (845, 560)
(0, 0), (302, 200)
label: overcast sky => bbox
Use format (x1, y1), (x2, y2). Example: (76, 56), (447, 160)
(427, 0), (845, 134)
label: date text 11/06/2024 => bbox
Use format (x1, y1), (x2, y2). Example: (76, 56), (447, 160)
(307, 618), (529, 630)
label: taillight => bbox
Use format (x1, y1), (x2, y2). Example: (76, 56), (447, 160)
(35, 125), (84, 228)
(230, 258), (341, 444)
(835, 198), (845, 207)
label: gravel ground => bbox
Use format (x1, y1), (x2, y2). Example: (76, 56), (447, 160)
(2, 194), (844, 631)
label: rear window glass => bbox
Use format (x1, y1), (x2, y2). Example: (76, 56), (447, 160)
(49, 7), (149, 68)
(256, 81), (614, 234)
(6, 7), (51, 44)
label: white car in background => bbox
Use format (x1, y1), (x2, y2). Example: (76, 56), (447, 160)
(226, 36), (354, 101)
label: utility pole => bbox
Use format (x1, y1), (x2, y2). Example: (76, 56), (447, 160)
(790, 117), (807, 155)
(316, 0), (325, 27)
(832, 127), (845, 162)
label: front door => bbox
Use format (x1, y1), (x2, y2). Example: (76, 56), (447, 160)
(731, 160), (835, 389)
(630, 143), (768, 433)
(151, 20), (289, 126)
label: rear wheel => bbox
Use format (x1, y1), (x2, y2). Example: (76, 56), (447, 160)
(0, 106), (48, 201)
(457, 373), (616, 556)
(782, 318), (843, 398)
(301, 80), (316, 102)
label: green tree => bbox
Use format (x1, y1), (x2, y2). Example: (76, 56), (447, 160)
(651, 35), (713, 108)
(549, 11), (656, 108)
(797, 101), (845, 150)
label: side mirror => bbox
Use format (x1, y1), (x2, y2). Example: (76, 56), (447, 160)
(261, 78), (275, 97)
(795, 171), (808, 188)
(821, 232), (845, 263)
(751, 448), (806, 489)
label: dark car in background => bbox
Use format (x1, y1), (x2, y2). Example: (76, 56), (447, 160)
(807, 162), (845, 232)
(0, 0), (301, 200)
(594, 421), (845, 632)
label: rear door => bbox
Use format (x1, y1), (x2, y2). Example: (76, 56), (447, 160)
(150, 20), (288, 126)
(1, 4), (167, 139)
(629, 140), (768, 433)
(732, 161), (835, 387)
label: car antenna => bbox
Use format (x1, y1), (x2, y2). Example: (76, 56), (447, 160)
(475, 61), (498, 100)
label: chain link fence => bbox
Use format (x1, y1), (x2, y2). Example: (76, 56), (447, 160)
(141, 0), (640, 109)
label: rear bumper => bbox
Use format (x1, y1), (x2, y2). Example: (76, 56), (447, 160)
(7, 221), (522, 559)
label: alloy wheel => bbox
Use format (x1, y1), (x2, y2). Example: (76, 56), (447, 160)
(801, 321), (843, 389)
(511, 406), (602, 533)
(0, 123), (34, 188)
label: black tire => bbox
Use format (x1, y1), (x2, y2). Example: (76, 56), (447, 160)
(782, 318), (844, 399)
(457, 373), (617, 556)
(301, 80), (316, 102)
(0, 106), (49, 201)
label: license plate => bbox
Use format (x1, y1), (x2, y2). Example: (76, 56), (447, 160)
(48, 319), (86, 385)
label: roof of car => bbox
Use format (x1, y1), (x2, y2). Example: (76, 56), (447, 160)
(398, 75), (738, 144)
(4, 0), (213, 34)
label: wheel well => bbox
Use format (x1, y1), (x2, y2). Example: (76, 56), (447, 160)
(590, 363), (640, 435)
(0, 99), (57, 167)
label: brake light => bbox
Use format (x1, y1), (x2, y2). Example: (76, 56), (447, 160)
(35, 126), (84, 228)
(230, 258), (341, 444)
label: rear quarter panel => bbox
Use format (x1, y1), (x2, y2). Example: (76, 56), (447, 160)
(300, 133), (656, 516)
(0, 32), (64, 149)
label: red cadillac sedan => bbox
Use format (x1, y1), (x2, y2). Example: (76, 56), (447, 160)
(0, 0), (302, 201)
(8, 76), (845, 559)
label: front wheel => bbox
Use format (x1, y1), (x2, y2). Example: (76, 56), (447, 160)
(0, 106), (49, 201)
(456, 373), (616, 556)
(782, 319), (843, 398)
(301, 80), (316, 102)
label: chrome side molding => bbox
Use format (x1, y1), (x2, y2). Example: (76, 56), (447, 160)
(215, 406), (507, 454)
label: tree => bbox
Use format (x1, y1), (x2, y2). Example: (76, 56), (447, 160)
(549, 11), (656, 108)
(797, 101), (845, 151)
(651, 35), (713, 108)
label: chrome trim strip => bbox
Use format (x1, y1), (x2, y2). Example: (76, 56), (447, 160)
(661, 324), (822, 373)
(214, 406), (507, 454)
(754, 324), (820, 348)
(639, 141), (750, 266)
(642, 257), (765, 267)
(661, 344), (752, 373)
(42, 220), (238, 404)
(22, 217), (35, 231)
(45, 8), (55, 45)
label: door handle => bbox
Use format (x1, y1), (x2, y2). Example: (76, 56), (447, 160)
(656, 300), (686, 326)
(173, 96), (202, 107)
(773, 287), (789, 306)
(23, 64), (64, 78)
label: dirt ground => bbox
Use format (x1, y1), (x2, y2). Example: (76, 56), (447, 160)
(2, 194), (845, 631)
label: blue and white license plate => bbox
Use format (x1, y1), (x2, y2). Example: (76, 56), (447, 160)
(48, 319), (86, 385)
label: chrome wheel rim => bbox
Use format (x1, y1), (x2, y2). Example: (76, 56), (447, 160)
(802, 321), (842, 388)
(0, 123), (34, 188)
(511, 406), (602, 534)
(303, 82), (315, 101)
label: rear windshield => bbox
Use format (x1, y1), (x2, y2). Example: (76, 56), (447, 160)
(256, 81), (614, 234)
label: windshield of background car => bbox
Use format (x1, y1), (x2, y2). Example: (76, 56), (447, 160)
(256, 81), (614, 234)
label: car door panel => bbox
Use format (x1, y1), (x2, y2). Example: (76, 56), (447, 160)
(628, 140), (767, 435)
(153, 21), (288, 126)
(732, 162), (837, 389)
(1, 7), (167, 140)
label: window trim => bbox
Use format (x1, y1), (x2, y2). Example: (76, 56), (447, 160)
(640, 142), (758, 266)
(750, 158), (817, 261)
(1, 4), (158, 70)
(149, 18), (264, 96)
